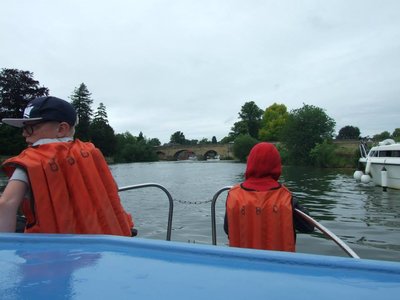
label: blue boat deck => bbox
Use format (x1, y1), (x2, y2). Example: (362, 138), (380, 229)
(1, 234), (400, 299)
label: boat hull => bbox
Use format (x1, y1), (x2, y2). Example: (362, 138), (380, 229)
(1, 234), (400, 299)
(360, 158), (400, 189)
(358, 140), (400, 189)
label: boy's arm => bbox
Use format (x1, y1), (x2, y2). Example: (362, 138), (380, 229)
(0, 180), (27, 232)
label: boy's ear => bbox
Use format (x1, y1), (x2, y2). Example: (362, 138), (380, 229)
(57, 122), (71, 137)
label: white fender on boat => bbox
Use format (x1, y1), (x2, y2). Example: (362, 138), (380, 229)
(381, 166), (388, 191)
(361, 174), (371, 184)
(365, 160), (371, 174)
(353, 170), (364, 181)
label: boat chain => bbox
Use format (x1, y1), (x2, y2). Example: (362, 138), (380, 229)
(173, 198), (214, 205)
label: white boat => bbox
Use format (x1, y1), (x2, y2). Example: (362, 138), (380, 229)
(177, 154), (198, 161)
(354, 139), (400, 189)
(206, 154), (220, 161)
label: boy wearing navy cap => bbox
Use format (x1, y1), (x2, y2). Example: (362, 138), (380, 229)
(0, 96), (135, 236)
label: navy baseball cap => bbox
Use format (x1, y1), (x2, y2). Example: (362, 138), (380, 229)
(2, 96), (77, 128)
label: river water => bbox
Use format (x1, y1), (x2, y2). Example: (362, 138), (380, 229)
(1, 161), (399, 262)
(110, 161), (400, 262)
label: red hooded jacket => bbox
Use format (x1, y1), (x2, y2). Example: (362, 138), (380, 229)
(225, 142), (295, 251)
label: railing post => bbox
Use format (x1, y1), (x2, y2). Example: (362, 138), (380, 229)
(211, 186), (232, 245)
(118, 183), (174, 241)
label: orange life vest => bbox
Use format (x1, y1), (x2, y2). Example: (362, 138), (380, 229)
(226, 184), (295, 252)
(2, 140), (134, 236)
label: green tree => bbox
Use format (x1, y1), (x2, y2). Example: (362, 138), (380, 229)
(0, 69), (49, 155)
(233, 134), (258, 162)
(70, 83), (93, 141)
(170, 131), (186, 144)
(258, 103), (288, 141)
(392, 128), (400, 142)
(0, 125), (26, 156)
(229, 101), (263, 139)
(373, 131), (391, 142)
(0, 68), (49, 119)
(220, 135), (234, 143)
(337, 125), (360, 140)
(148, 138), (161, 146)
(89, 103), (116, 157)
(188, 139), (199, 145)
(310, 140), (337, 167)
(229, 120), (248, 138)
(198, 138), (209, 144)
(211, 136), (217, 144)
(114, 132), (158, 163)
(280, 104), (336, 165)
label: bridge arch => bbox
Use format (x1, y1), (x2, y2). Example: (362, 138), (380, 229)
(174, 149), (197, 160)
(204, 150), (218, 160)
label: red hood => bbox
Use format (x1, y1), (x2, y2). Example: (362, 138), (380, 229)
(242, 142), (281, 191)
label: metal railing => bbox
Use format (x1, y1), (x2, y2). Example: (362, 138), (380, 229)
(211, 186), (232, 246)
(210, 186), (360, 259)
(294, 208), (359, 258)
(118, 183), (173, 241)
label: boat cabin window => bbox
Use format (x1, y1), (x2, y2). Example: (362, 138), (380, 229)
(392, 151), (400, 157)
(378, 150), (400, 157)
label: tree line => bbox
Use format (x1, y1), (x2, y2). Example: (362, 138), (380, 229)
(1, 68), (399, 165)
(222, 100), (399, 165)
(0, 69), (159, 163)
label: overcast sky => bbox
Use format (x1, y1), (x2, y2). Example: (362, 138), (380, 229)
(1, 0), (399, 143)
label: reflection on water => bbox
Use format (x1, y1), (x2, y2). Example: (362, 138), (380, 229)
(1, 162), (399, 262)
(281, 166), (400, 260)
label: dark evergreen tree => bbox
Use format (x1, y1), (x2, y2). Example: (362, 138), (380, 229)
(138, 131), (144, 142)
(70, 83), (93, 141)
(89, 102), (116, 156)
(211, 136), (217, 144)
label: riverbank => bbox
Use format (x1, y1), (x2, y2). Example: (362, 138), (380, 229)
(332, 140), (359, 168)
(0, 139), (361, 168)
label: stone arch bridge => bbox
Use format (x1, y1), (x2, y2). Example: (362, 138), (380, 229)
(155, 143), (234, 160)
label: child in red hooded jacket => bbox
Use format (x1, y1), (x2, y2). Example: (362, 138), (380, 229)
(224, 142), (314, 251)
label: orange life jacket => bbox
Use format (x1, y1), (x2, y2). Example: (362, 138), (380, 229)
(2, 140), (134, 236)
(226, 184), (295, 252)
